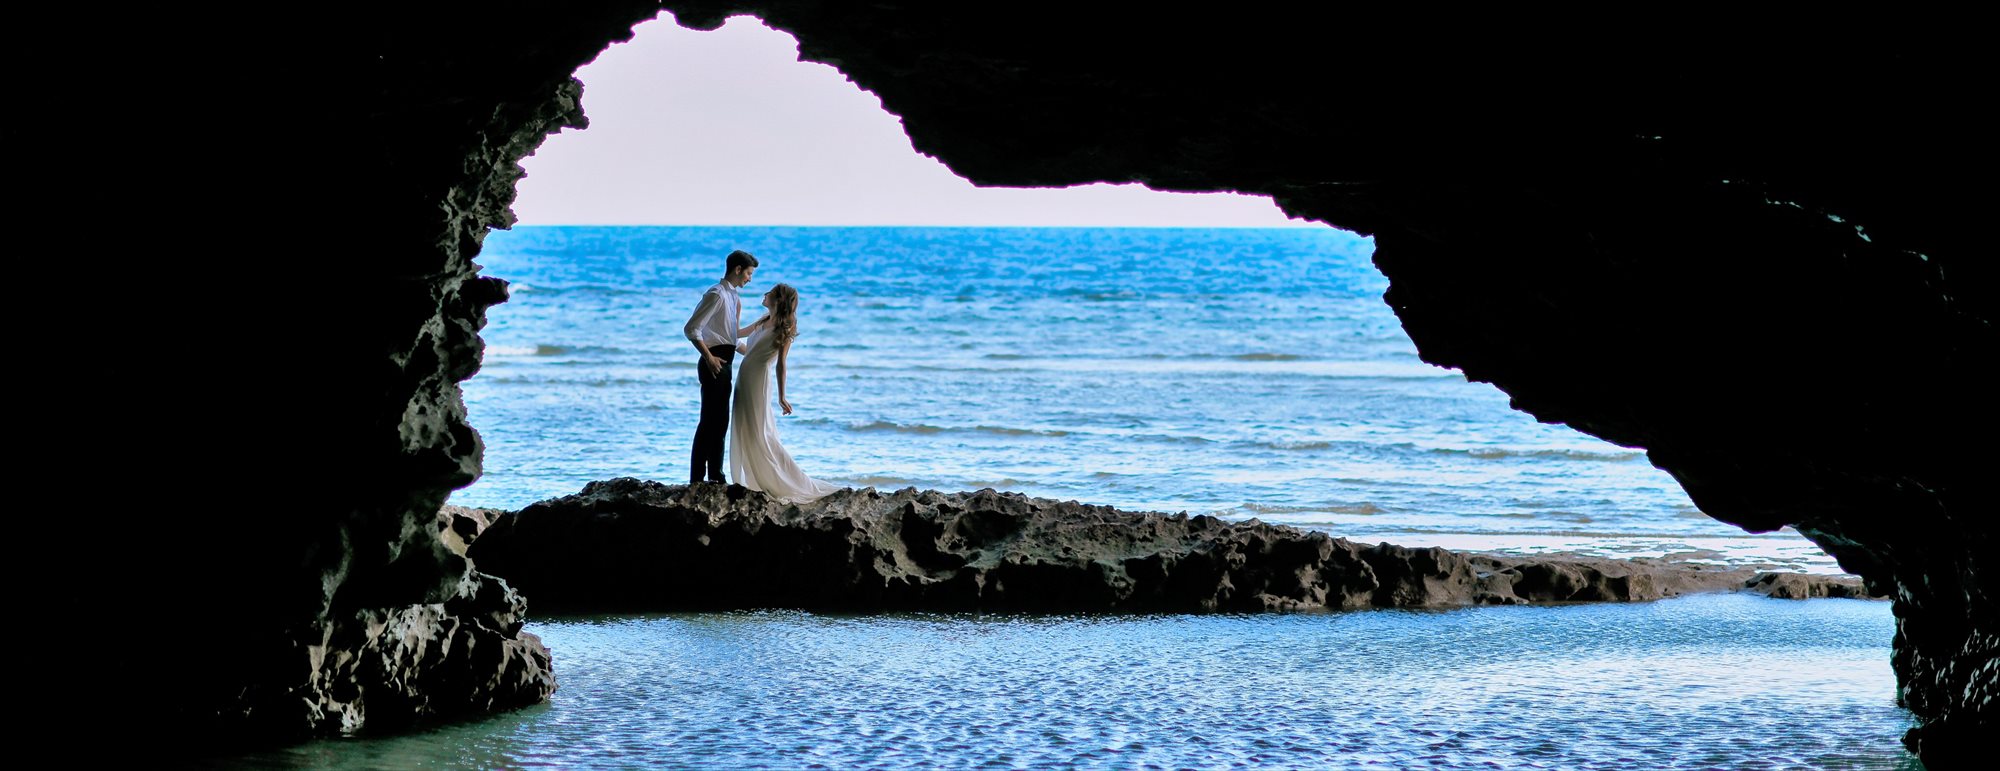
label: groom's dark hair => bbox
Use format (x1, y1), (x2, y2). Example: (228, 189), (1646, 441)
(726, 250), (759, 272)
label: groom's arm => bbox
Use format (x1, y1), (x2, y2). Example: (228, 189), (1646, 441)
(685, 289), (723, 374)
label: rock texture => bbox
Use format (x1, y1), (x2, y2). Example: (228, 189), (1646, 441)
(1743, 571), (1876, 600)
(166, 564), (556, 748)
(81, 3), (1990, 767)
(255, 572), (556, 737)
(468, 479), (1877, 614)
(440, 505), (508, 558)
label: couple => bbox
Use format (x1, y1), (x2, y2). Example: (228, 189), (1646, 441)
(682, 249), (844, 504)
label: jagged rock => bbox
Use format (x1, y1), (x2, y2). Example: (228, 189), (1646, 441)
(467, 479), (1882, 614)
(200, 569), (555, 743)
(439, 505), (507, 557)
(1743, 571), (1875, 600)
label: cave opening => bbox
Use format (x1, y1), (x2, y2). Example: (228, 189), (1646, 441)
(372, 13), (1904, 763)
(452, 13), (1838, 576)
(129, 6), (1984, 763)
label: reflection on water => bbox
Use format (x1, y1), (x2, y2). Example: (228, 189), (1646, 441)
(225, 594), (1917, 769)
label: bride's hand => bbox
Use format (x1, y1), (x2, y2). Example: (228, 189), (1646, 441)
(780, 398), (793, 415)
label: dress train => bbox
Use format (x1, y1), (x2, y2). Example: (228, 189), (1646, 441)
(729, 327), (844, 504)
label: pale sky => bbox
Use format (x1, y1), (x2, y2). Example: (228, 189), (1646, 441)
(512, 14), (1313, 227)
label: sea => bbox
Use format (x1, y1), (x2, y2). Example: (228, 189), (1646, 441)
(450, 225), (1840, 575)
(237, 225), (1914, 769)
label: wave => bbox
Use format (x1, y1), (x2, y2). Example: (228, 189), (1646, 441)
(986, 352), (1309, 363)
(1240, 440), (1640, 462)
(1427, 447), (1645, 462)
(1329, 527), (1804, 540)
(1118, 432), (1218, 445)
(841, 420), (1072, 438)
(962, 478), (1037, 489)
(817, 359), (1452, 379)
(1240, 501), (1387, 516)
(806, 418), (1217, 446)
(1330, 477), (1429, 488)
(830, 474), (923, 488)
(486, 344), (572, 357)
(475, 375), (661, 387)
(1050, 289), (1144, 301)
(1229, 353), (1306, 361)
(1251, 439), (1340, 451)
(494, 283), (654, 297)
(482, 343), (677, 359)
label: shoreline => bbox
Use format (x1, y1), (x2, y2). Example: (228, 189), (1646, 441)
(453, 478), (1877, 615)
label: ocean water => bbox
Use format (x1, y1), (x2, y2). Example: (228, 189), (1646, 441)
(452, 225), (1837, 573)
(229, 595), (1915, 769)
(283, 226), (1923, 769)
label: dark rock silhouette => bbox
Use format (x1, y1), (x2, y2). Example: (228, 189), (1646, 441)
(69, 3), (1991, 766)
(1743, 570), (1878, 600)
(466, 479), (1877, 614)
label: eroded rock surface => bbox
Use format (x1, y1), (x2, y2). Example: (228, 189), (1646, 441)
(197, 569), (555, 743)
(468, 479), (1876, 614)
(440, 505), (507, 557)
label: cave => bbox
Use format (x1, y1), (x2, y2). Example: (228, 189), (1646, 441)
(69, 2), (1990, 766)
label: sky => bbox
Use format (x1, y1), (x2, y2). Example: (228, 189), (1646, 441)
(511, 14), (1313, 227)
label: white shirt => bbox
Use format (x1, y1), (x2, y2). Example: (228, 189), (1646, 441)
(684, 281), (743, 349)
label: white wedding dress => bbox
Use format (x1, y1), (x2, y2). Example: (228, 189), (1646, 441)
(729, 326), (844, 504)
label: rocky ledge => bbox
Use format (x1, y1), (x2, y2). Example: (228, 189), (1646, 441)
(461, 478), (1876, 614)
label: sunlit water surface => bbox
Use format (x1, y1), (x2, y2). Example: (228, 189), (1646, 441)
(233, 595), (1914, 769)
(452, 226), (1839, 574)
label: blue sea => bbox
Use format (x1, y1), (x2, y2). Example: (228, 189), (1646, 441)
(452, 225), (1838, 574)
(236, 226), (1917, 768)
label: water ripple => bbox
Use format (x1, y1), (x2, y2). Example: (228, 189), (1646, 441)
(231, 595), (1917, 769)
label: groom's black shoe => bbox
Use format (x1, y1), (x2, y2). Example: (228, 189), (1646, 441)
(706, 476), (728, 485)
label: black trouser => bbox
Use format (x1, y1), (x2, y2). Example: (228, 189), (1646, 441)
(691, 344), (736, 483)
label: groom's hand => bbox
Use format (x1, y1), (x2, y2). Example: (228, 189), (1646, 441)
(702, 355), (722, 376)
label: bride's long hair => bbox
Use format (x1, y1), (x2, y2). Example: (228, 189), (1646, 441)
(767, 283), (800, 349)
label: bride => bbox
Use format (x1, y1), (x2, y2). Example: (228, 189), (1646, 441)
(729, 283), (845, 504)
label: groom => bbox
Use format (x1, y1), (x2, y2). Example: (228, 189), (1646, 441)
(684, 249), (758, 484)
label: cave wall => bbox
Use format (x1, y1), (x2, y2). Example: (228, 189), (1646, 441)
(71, 0), (664, 750)
(654, 4), (1995, 759)
(87, 2), (1988, 765)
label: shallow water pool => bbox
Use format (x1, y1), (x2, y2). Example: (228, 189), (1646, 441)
(232, 593), (1916, 769)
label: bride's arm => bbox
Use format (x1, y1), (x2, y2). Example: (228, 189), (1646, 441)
(776, 339), (794, 415)
(737, 315), (770, 338)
